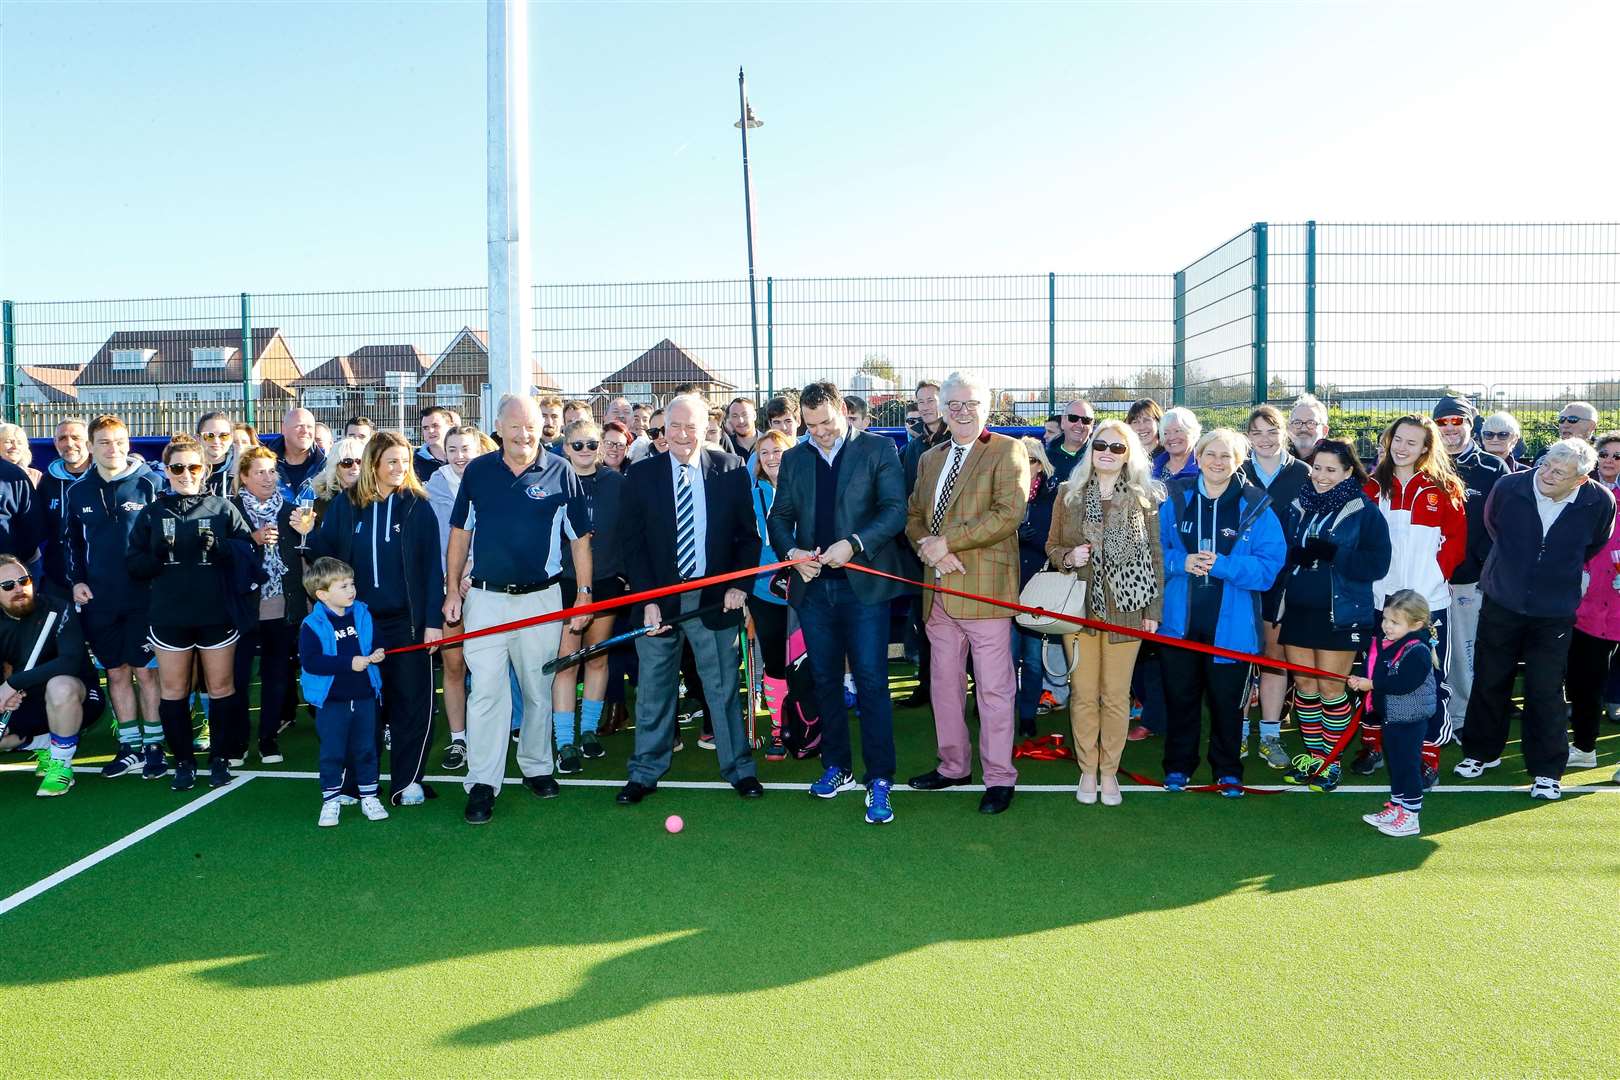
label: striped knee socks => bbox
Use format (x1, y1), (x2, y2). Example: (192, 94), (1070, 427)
(1294, 692), (1324, 756)
(1321, 694), (1354, 756)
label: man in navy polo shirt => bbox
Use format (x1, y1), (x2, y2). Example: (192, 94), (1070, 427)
(445, 394), (593, 825)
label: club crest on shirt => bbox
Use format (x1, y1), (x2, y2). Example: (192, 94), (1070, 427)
(120, 501), (144, 513)
(1426, 492), (1440, 508)
(526, 484), (547, 500)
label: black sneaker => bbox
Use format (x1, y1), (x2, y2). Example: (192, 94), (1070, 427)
(170, 762), (196, 792)
(465, 783), (495, 824)
(208, 758), (233, 788)
(141, 743), (168, 781)
(556, 745), (583, 775)
(1349, 748), (1384, 776)
(1421, 764), (1439, 790)
(580, 734), (606, 760)
(523, 774), (561, 799)
(440, 740), (467, 770)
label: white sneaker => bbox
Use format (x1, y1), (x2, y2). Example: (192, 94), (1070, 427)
(1453, 757), (1501, 779)
(1566, 746), (1598, 770)
(336, 794), (358, 806)
(398, 782), (425, 806)
(1362, 802), (1400, 827)
(359, 795), (390, 821)
(318, 801), (341, 827)
(260, 749), (285, 765)
(1375, 806), (1420, 837)
(228, 757), (246, 769)
(1529, 776), (1562, 801)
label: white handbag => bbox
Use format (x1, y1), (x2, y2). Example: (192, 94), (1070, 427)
(1015, 569), (1087, 636)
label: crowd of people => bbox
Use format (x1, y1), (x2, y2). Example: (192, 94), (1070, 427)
(1, 384), (1614, 838)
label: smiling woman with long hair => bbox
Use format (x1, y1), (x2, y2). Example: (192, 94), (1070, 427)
(312, 430), (445, 806)
(1045, 419), (1164, 806)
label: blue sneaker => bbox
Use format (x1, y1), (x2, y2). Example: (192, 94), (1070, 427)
(102, 744), (141, 779)
(864, 779), (894, 825)
(170, 762), (196, 792)
(809, 766), (856, 799)
(141, 744), (168, 781)
(1162, 771), (1190, 792)
(1216, 775), (1244, 798)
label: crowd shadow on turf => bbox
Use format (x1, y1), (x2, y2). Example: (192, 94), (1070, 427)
(0, 776), (1570, 1048)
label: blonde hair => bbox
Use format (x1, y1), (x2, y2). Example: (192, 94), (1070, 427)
(1020, 436), (1054, 479)
(1195, 427), (1250, 464)
(1062, 419), (1162, 510)
(0, 423), (32, 469)
(312, 436), (368, 500)
(751, 428), (795, 484)
(1383, 588), (1431, 628)
(350, 431), (425, 508)
(233, 445), (279, 495)
(445, 424), (497, 456)
(304, 556), (355, 600)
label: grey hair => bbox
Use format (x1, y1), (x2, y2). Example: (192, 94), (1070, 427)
(941, 370), (990, 405)
(1543, 437), (1598, 476)
(1160, 405), (1202, 444)
(1195, 427), (1250, 464)
(1291, 393), (1328, 424)
(1483, 410), (1520, 437)
(1562, 400), (1598, 420)
(666, 393), (710, 422)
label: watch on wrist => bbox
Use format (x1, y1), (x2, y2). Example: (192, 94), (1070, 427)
(577, 585), (593, 594)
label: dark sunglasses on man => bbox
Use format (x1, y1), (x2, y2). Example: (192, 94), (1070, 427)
(0, 573), (31, 592)
(1066, 414), (1094, 427)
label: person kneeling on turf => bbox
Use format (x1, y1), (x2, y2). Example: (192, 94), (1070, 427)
(299, 557), (389, 828)
(0, 554), (106, 797)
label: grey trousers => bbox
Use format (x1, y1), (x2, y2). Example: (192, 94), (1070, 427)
(463, 584), (563, 794)
(628, 589), (755, 786)
(1447, 581), (1480, 730)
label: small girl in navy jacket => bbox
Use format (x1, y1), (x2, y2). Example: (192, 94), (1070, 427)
(299, 557), (388, 828)
(1347, 589), (1437, 837)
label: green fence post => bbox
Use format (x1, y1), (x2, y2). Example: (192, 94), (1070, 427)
(1304, 219), (1317, 395)
(1171, 272), (1186, 406)
(1, 300), (15, 425)
(1251, 222), (1269, 405)
(765, 276), (774, 398)
(240, 292), (255, 426)
(1047, 272), (1056, 412)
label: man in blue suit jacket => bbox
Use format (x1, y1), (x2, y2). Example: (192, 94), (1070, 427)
(767, 381), (913, 824)
(615, 394), (764, 805)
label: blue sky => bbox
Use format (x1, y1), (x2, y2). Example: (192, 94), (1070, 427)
(3, 0), (1614, 301)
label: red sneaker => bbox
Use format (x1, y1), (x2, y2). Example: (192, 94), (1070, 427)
(1126, 725), (1154, 742)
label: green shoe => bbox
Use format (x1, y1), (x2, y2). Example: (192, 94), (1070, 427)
(37, 758), (74, 797)
(193, 719), (211, 752)
(33, 746), (50, 776)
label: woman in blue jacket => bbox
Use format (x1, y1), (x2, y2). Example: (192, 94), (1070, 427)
(313, 431), (445, 806)
(1277, 439), (1392, 791)
(1157, 428), (1286, 796)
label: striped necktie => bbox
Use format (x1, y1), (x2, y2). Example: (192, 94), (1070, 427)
(931, 444), (965, 535)
(676, 463), (697, 580)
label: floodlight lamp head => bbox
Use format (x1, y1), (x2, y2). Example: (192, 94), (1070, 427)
(735, 103), (762, 130)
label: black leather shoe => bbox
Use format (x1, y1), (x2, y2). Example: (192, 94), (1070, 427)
(734, 776), (765, 799)
(523, 774), (560, 799)
(979, 786), (1014, 814)
(908, 769), (972, 790)
(899, 689), (930, 709)
(465, 783), (495, 824)
(616, 780), (656, 805)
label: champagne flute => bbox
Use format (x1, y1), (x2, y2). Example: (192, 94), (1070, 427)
(197, 519), (214, 566)
(161, 517), (178, 565)
(296, 494), (315, 552)
(1198, 538), (1215, 586)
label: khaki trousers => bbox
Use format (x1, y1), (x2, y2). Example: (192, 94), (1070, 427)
(1066, 632), (1142, 779)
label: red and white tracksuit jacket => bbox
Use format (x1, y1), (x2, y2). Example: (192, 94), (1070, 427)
(1365, 473), (1466, 612)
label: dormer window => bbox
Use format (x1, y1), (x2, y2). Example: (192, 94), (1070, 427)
(111, 348), (156, 371)
(191, 346), (233, 369)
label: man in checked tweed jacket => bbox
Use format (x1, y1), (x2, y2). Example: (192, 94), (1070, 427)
(904, 371), (1030, 814)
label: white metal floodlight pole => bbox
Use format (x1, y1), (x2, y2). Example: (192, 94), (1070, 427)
(487, 0), (532, 414)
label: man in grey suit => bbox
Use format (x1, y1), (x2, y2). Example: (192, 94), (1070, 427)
(766, 381), (912, 825)
(614, 394), (764, 804)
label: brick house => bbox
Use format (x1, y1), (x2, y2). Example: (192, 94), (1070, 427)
(294, 343), (432, 430)
(415, 326), (561, 428)
(589, 338), (736, 413)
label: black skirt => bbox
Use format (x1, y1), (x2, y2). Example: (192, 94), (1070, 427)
(1278, 601), (1370, 652)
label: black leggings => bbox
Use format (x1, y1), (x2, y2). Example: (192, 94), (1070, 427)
(751, 599), (789, 679)
(231, 617), (298, 754)
(1566, 627), (1617, 753)
(373, 611), (435, 802)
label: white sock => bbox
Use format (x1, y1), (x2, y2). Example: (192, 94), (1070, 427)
(24, 734), (50, 752)
(451, 732), (466, 745)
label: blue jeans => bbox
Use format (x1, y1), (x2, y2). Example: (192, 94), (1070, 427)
(1012, 625), (1045, 723)
(797, 576), (895, 783)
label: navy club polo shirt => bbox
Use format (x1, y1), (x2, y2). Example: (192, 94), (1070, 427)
(449, 450), (592, 586)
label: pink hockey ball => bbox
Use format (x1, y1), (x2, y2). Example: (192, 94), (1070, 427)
(665, 814), (684, 834)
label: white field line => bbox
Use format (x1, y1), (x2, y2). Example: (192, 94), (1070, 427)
(0, 776), (253, 918)
(21, 764), (1618, 795)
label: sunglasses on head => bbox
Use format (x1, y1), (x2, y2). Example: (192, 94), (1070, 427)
(1434, 416), (1468, 427)
(1091, 439), (1128, 455)
(338, 457), (361, 469)
(0, 573), (32, 592)
(1066, 414), (1094, 426)
(569, 440), (600, 452)
(166, 462), (205, 476)
(1560, 415), (1593, 425)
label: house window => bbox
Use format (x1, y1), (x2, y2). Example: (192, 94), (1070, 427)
(111, 348), (155, 371)
(173, 389), (206, 403)
(437, 383), (464, 403)
(191, 347), (232, 369)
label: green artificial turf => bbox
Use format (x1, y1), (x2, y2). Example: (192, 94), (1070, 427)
(2, 669), (1617, 1077)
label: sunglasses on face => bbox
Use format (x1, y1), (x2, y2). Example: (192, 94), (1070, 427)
(569, 440), (600, 452)
(167, 463), (205, 476)
(648, 427), (664, 438)
(1066, 414), (1094, 426)
(1091, 439), (1128, 455)
(0, 573), (32, 591)
(1481, 430), (1512, 439)
(1560, 415), (1593, 425)
(1434, 416), (1468, 428)
(198, 431), (231, 441)
(339, 458), (361, 469)
(1599, 451), (1620, 461)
